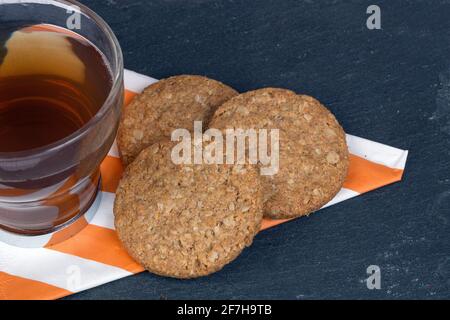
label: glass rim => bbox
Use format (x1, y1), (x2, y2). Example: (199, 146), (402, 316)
(0, 0), (124, 160)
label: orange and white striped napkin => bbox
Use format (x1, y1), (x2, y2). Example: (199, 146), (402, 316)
(0, 70), (408, 300)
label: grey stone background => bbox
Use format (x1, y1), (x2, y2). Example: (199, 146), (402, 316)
(68, 0), (450, 299)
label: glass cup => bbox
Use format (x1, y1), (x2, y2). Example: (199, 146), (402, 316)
(0, 0), (124, 245)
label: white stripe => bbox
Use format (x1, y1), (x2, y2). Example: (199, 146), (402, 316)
(0, 231), (52, 249)
(0, 242), (131, 293)
(89, 191), (116, 230)
(322, 188), (360, 209)
(124, 69), (158, 93)
(107, 140), (120, 158)
(346, 134), (408, 170)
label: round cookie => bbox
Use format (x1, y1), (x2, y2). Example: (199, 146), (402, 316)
(209, 88), (349, 219)
(117, 75), (238, 166)
(114, 141), (263, 279)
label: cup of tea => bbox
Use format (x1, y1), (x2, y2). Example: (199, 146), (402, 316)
(0, 0), (124, 247)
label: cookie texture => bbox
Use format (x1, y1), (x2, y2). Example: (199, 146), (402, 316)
(209, 88), (349, 219)
(114, 141), (263, 279)
(117, 75), (238, 166)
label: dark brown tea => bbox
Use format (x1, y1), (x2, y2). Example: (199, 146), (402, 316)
(0, 25), (118, 235)
(0, 25), (112, 152)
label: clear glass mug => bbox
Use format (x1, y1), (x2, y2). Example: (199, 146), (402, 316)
(0, 0), (123, 242)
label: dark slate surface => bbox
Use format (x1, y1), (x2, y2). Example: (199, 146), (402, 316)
(68, 0), (450, 299)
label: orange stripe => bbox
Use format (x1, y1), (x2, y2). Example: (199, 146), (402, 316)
(100, 156), (124, 193)
(97, 90), (136, 191)
(343, 154), (404, 193)
(259, 155), (405, 228)
(45, 216), (89, 247)
(98, 89), (138, 193)
(261, 218), (290, 230)
(0, 272), (71, 300)
(124, 90), (138, 106)
(47, 224), (144, 274)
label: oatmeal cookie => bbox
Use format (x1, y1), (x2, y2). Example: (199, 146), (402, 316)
(117, 75), (238, 166)
(114, 141), (263, 278)
(209, 88), (349, 219)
